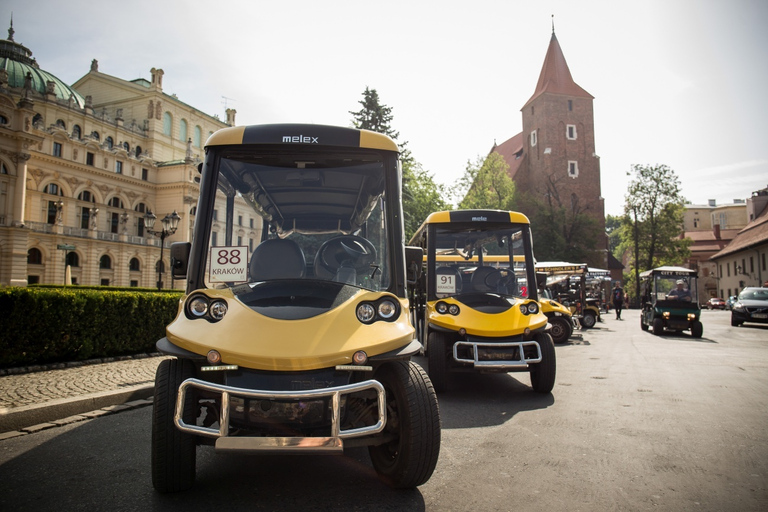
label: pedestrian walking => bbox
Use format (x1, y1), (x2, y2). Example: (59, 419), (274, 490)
(612, 281), (624, 320)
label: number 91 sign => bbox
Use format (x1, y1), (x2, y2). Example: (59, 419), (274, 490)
(210, 246), (248, 283)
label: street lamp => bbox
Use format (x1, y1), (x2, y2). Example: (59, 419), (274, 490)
(145, 210), (180, 289)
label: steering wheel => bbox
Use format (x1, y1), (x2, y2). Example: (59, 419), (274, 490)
(314, 235), (377, 279)
(484, 268), (516, 293)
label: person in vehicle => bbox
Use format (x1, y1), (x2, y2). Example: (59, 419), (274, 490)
(667, 280), (692, 301)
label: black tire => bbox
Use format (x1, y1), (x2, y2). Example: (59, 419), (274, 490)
(640, 315), (649, 331)
(152, 358), (197, 493)
(427, 331), (449, 392)
(579, 312), (596, 329)
(731, 315), (741, 327)
(549, 316), (572, 344)
(691, 320), (703, 338)
(652, 317), (664, 336)
(368, 361), (441, 488)
(530, 333), (556, 394)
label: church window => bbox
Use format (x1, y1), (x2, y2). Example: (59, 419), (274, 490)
(566, 125), (577, 140)
(568, 100), (573, 111)
(568, 161), (579, 178)
(530, 130), (537, 147)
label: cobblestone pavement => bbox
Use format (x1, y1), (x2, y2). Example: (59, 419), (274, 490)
(0, 355), (170, 410)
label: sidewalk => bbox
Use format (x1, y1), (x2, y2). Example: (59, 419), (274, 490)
(0, 354), (171, 437)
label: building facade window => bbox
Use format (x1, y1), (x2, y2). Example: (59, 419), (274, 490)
(105, 136), (114, 149)
(86, 152), (95, 166)
(568, 99), (573, 111)
(53, 142), (62, 157)
(129, 258), (141, 271)
(110, 212), (119, 233)
(100, 255), (112, 269)
(180, 119), (188, 142)
(109, 197), (123, 208)
(163, 112), (172, 136)
(142, 168), (148, 181)
(80, 207), (90, 229)
(66, 252), (79, 267)
(530, 130), (537, 147)
(27, 248), (43, 264)
(566, 125), (577, 140)
(47, 201), (58, 224)
(194, 125), (202, 147)
(72, 125), (81, 139)
(568, 161), (579, 178)
(115, 161), (123, 174)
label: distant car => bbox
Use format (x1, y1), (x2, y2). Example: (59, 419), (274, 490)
(725, 296), (738, 310)
(706, 297), (726, 310)
(731, 288), (768, 327)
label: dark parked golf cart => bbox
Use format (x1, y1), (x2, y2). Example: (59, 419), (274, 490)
(639, 266), (703, 338)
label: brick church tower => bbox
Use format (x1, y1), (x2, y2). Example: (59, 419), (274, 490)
(493, 30), (607, 266)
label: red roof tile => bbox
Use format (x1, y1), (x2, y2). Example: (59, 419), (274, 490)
(523, 33), (593, 108)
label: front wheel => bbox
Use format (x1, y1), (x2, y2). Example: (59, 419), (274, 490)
(640, 314), (649, 331)
(579, 312), (597, 329)
(530, 333), (556, 393)
(652, 317), (664, 336)
(152, 358), (197, 493)
(691, 320), (703, 338)
(731, 315), (742, 327)
(427, 331), (450, 392)
(369, 361), (441, 488)
(549, 316), (572, 344)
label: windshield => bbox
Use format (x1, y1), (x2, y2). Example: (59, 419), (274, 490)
(653, 274), (698, 302)
(202, 149), (391, 292)
(739, 288), (768, 301)
(430, 224), (532, 300)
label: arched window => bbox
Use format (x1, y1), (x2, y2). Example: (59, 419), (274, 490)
(129, 258), (141, 271)
(44, 183), (63, 196)
(105, 136), (114, 149)
(72, 125), (81, 139)
(163, 112), (172, 136)
(179, 119), (188, 142)
(66, 252), (80, 267)
(190, 206), (197, 216)
(0, 162), (7, 174)
(0, 115), (8, 125)
(135, 145), (143, 157)
(194, 125), (202, 147)
(32, 113), (43, 127)
(135, 202), (146, 213)
(123, 141), (130, 152)
(91, 131), (100, 140)
(100, 255), (112, 269)
(56, 119), (66, 129)
(78, 190), (95, 202)
(108, 197), (124, 208)
(27, 248), (43, 264)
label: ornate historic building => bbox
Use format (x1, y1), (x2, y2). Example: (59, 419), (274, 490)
(0, 22), (251, 287)
(492, 29), (607, 267)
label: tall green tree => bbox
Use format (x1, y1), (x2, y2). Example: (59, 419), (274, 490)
(620, 164), (691, 301)
(350, 87), (444, 239)
(453, 153), (515, 211)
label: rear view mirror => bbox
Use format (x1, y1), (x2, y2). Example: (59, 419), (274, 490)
(171, 242), (191, 279)
(405, 246), (423, 285)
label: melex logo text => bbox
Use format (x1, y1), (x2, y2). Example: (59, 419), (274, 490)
(471, 216), (488, 221)
(283, 135), (319, 143)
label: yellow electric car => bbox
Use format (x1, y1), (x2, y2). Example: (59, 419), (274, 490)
(536, 262), (603, 329)
(152, 124), (440, 492)
(536, 283), (576, 344)
(408, 210), (555, 393)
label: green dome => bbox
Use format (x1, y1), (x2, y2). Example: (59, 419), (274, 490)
(0, 29), (86, 109)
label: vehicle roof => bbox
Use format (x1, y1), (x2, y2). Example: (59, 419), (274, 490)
(205, 123), (399, 152)
(639, 266), (698, 278)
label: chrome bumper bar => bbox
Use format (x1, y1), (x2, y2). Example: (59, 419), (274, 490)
(174, 378), (386, 452)
(453, 340), (542, 369)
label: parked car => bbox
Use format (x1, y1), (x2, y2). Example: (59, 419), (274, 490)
(731, 287), (768, 327)
(725, 296), (738, 310)
(706, 297), (726, 310)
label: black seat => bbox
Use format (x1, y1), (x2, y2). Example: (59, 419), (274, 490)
(249, 238), (306, 281)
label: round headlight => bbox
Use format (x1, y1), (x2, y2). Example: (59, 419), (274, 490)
(519, 304), (528, 315)
(210, 300), (228, 320)
(189, 296), (208, 317)
(448, 304), (460, 315)
(357, 303), (376, 323)
(527, 302), (539, 314)
(207, 350), (222, 364)
(436, 302), (449, 314)
(378, 300), (397, 319)
(352, 350), (368, 365)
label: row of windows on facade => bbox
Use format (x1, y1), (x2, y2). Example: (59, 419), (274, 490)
(719, 254), (766, 280)
(27, 247), (162, 273)
(27, 275), (141, 286)
(44, 114), (211, 148)
(529, 127), (581, 179)
(51, 141), (149, 178)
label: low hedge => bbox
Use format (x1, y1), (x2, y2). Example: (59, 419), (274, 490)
(0, 287), (184, 368)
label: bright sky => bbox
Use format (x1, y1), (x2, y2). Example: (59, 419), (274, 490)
(6, 0), (767, 217)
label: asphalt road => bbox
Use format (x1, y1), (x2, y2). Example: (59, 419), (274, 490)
(0, 309), (765, 511)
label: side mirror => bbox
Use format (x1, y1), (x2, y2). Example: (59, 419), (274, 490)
(405, 246), (423, 286)
(170, 242), (191, 279)
(535, 271), (548, 289)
